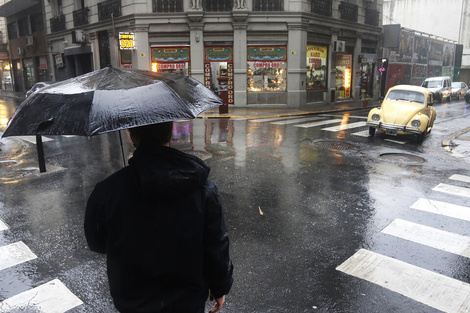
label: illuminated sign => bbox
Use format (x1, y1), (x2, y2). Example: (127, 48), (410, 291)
(119, 32), (135, 50)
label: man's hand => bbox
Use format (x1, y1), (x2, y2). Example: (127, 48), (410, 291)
(209, 293), (225, 313)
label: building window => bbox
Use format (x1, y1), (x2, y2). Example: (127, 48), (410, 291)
(306, 45), (328, 90)
(311, 0), (332, 16)
(98, 0), (121, 21)
(153, 0), (183, 12)
(50, 15), (66, 32)
(31, 13), (44, 32)
(203, 0), (232, 11)
(73, 8), (89, 27)
(7, 22), (18, 39)
(365, 8), (379, 26)
(253, 0), (283, 11)
(340, 2), (358, 22)
(18, 17), (30, 37)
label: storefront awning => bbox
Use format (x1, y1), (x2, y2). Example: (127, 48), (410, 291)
(64, 45), (92, 56)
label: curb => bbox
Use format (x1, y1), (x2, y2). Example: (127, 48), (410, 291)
(442, 126), (470, 147)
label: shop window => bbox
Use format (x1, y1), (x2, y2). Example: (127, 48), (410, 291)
(335, 54), (352, 99)
(247, 62), (286, 92)
(306, 45), (328, 90)
(151, 46), (190, 76)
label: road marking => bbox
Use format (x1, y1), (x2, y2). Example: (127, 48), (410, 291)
(433, 183), (470, 198)
(0, 219), (8, 231)
(411, 198), (470, 222)
(0, 241), (37, 271)
(18, 136), (54, 144)
(0, 279), (83, 312)
(382, 219), (470, 258)
(249, 116), (301, 123)
(450, 174), (470, 183)
(384, 138), (407, 144)
(294, 119), (344, 128)
(321, 121), (367, 132)
(319, 114), (368, 119)
(336, 249), (470, 313)
(352, 130), (370, 137)
(271, 117), (324, 125)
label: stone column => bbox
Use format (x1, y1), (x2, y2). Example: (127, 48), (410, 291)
(329, 30), (339, 104)
(287, 20), (307, 107)
(353, 36), (362, 102)
(232, 10), (249, 106)
(132, 26), (150, 70)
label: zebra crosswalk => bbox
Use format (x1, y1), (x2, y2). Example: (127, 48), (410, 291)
(337, 175), (470, 313)
(0, 219), (83, 312)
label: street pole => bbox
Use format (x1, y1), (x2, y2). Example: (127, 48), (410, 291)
(36, 135), (47, 173)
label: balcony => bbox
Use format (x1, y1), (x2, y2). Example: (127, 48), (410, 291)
(204, 0), (232, 12)
(339, 2), (358, 22)
(153, 0), (183, 12)
(365, 8), (379, 26)
(73, 7), (89, 27)
(311, 0), (332, 16)
(253, 0), (283, 11)
(98, 0), (121, 21)
(50, 15), (66, 32)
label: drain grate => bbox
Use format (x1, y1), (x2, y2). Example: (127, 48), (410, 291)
(379, 153), (425, 164)
(314, 141), (356, 150)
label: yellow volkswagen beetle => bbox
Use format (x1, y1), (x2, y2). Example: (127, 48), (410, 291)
(367, 85), (437, 143)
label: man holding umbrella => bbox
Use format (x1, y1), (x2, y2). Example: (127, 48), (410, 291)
(84, 121), (233, 313)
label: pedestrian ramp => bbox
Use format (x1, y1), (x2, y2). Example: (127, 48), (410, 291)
(337, 174), (470, 313)
(0, 219), (83, 312)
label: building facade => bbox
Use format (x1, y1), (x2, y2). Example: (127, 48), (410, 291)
(9, 0), (383, 106)
(383, 0), (470, 85)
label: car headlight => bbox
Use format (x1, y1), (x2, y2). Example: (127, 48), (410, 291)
(371, 114), (380, 121)
(411, 120), (421, 127)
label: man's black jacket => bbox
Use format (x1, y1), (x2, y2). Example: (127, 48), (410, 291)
(84, 145), (233, 313)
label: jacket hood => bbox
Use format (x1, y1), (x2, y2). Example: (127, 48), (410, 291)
(128, 145), (210, 198)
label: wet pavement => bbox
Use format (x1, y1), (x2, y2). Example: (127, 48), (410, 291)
(1, 92), (470, 312)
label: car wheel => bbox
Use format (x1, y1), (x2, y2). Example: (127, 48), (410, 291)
(369, 127), (376, 136)
(417, 130), (427, 143)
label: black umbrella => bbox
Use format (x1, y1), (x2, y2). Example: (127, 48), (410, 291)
(2, 66), (223, 172)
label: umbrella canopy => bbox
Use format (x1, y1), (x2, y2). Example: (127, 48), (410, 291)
(2, 67), (223, 137)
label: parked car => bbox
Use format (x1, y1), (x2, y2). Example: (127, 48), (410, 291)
(26, 81), (54, 98)
(465, 89), (470, 103)
(367, 85), (437, 143)
(421, 76), (452, 103)
(451, 82), (469, 100)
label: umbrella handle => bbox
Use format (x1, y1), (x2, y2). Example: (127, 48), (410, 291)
(118, 131), (126, 168)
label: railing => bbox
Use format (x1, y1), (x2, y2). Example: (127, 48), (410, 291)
(311, 0), (332, 16)
(365, 8), (379, 26)
(50, 15), (66, 32)
(204, 0), (232, 12)
(339, 2), (358, 22)
(98, 0), (121, 21)
(73, 7), (89, 27)
(253, 0), (284, 11)
(153, 0), (183, 12)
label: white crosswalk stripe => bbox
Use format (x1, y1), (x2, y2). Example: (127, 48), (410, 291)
(0, 279), (83, 313)
(0, 219), (8, 231)
(382, 219), (470, 258)
(337, 249), (470, 313)
(411, 198), (470, 222)
(433, 183), (470, 198)
(18, 136), (54, 144)
(338, 174), (470, 311)
(270, 116), (324, 125)
(321, 121), (367, 132)
(0, 241), (37, 271)
(294, 118), (344, 128)
(249, 116), (303, 123)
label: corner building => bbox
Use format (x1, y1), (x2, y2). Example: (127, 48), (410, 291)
(45, 0), (383, 107)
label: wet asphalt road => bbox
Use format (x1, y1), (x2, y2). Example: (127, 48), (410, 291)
(0, 97), (470, 312)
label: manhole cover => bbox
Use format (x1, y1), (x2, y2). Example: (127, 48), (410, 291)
(379, 153), (426, 164)
(314, 141), (356, 150)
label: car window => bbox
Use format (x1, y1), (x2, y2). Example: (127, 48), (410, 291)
(422, 80), (442, 88)
(386, 90), (425, 104)
(452, 82), (460, 88)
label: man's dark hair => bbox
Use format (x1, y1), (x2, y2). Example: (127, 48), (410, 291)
(129, 122), (173, 147)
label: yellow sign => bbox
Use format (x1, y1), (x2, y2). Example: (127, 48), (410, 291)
(119, 32), (135, 50)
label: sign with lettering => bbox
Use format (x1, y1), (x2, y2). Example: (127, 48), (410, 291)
(247, 46), (287, 61)
(119, 32), (135, 50)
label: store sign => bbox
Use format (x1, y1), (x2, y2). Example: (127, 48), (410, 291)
(157, 63), (185, 70)
(247, 46), (287, 61)
(205, 47), (233, 61)
(152, 47), (190, 62)
(0, 51), (9, 60)
(39, 56), (48, 70)
(119, 33), (135, 50)
(54, 54), (64, 68)
(252, 62), (282, 68)
(336, 54), (352, 67)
